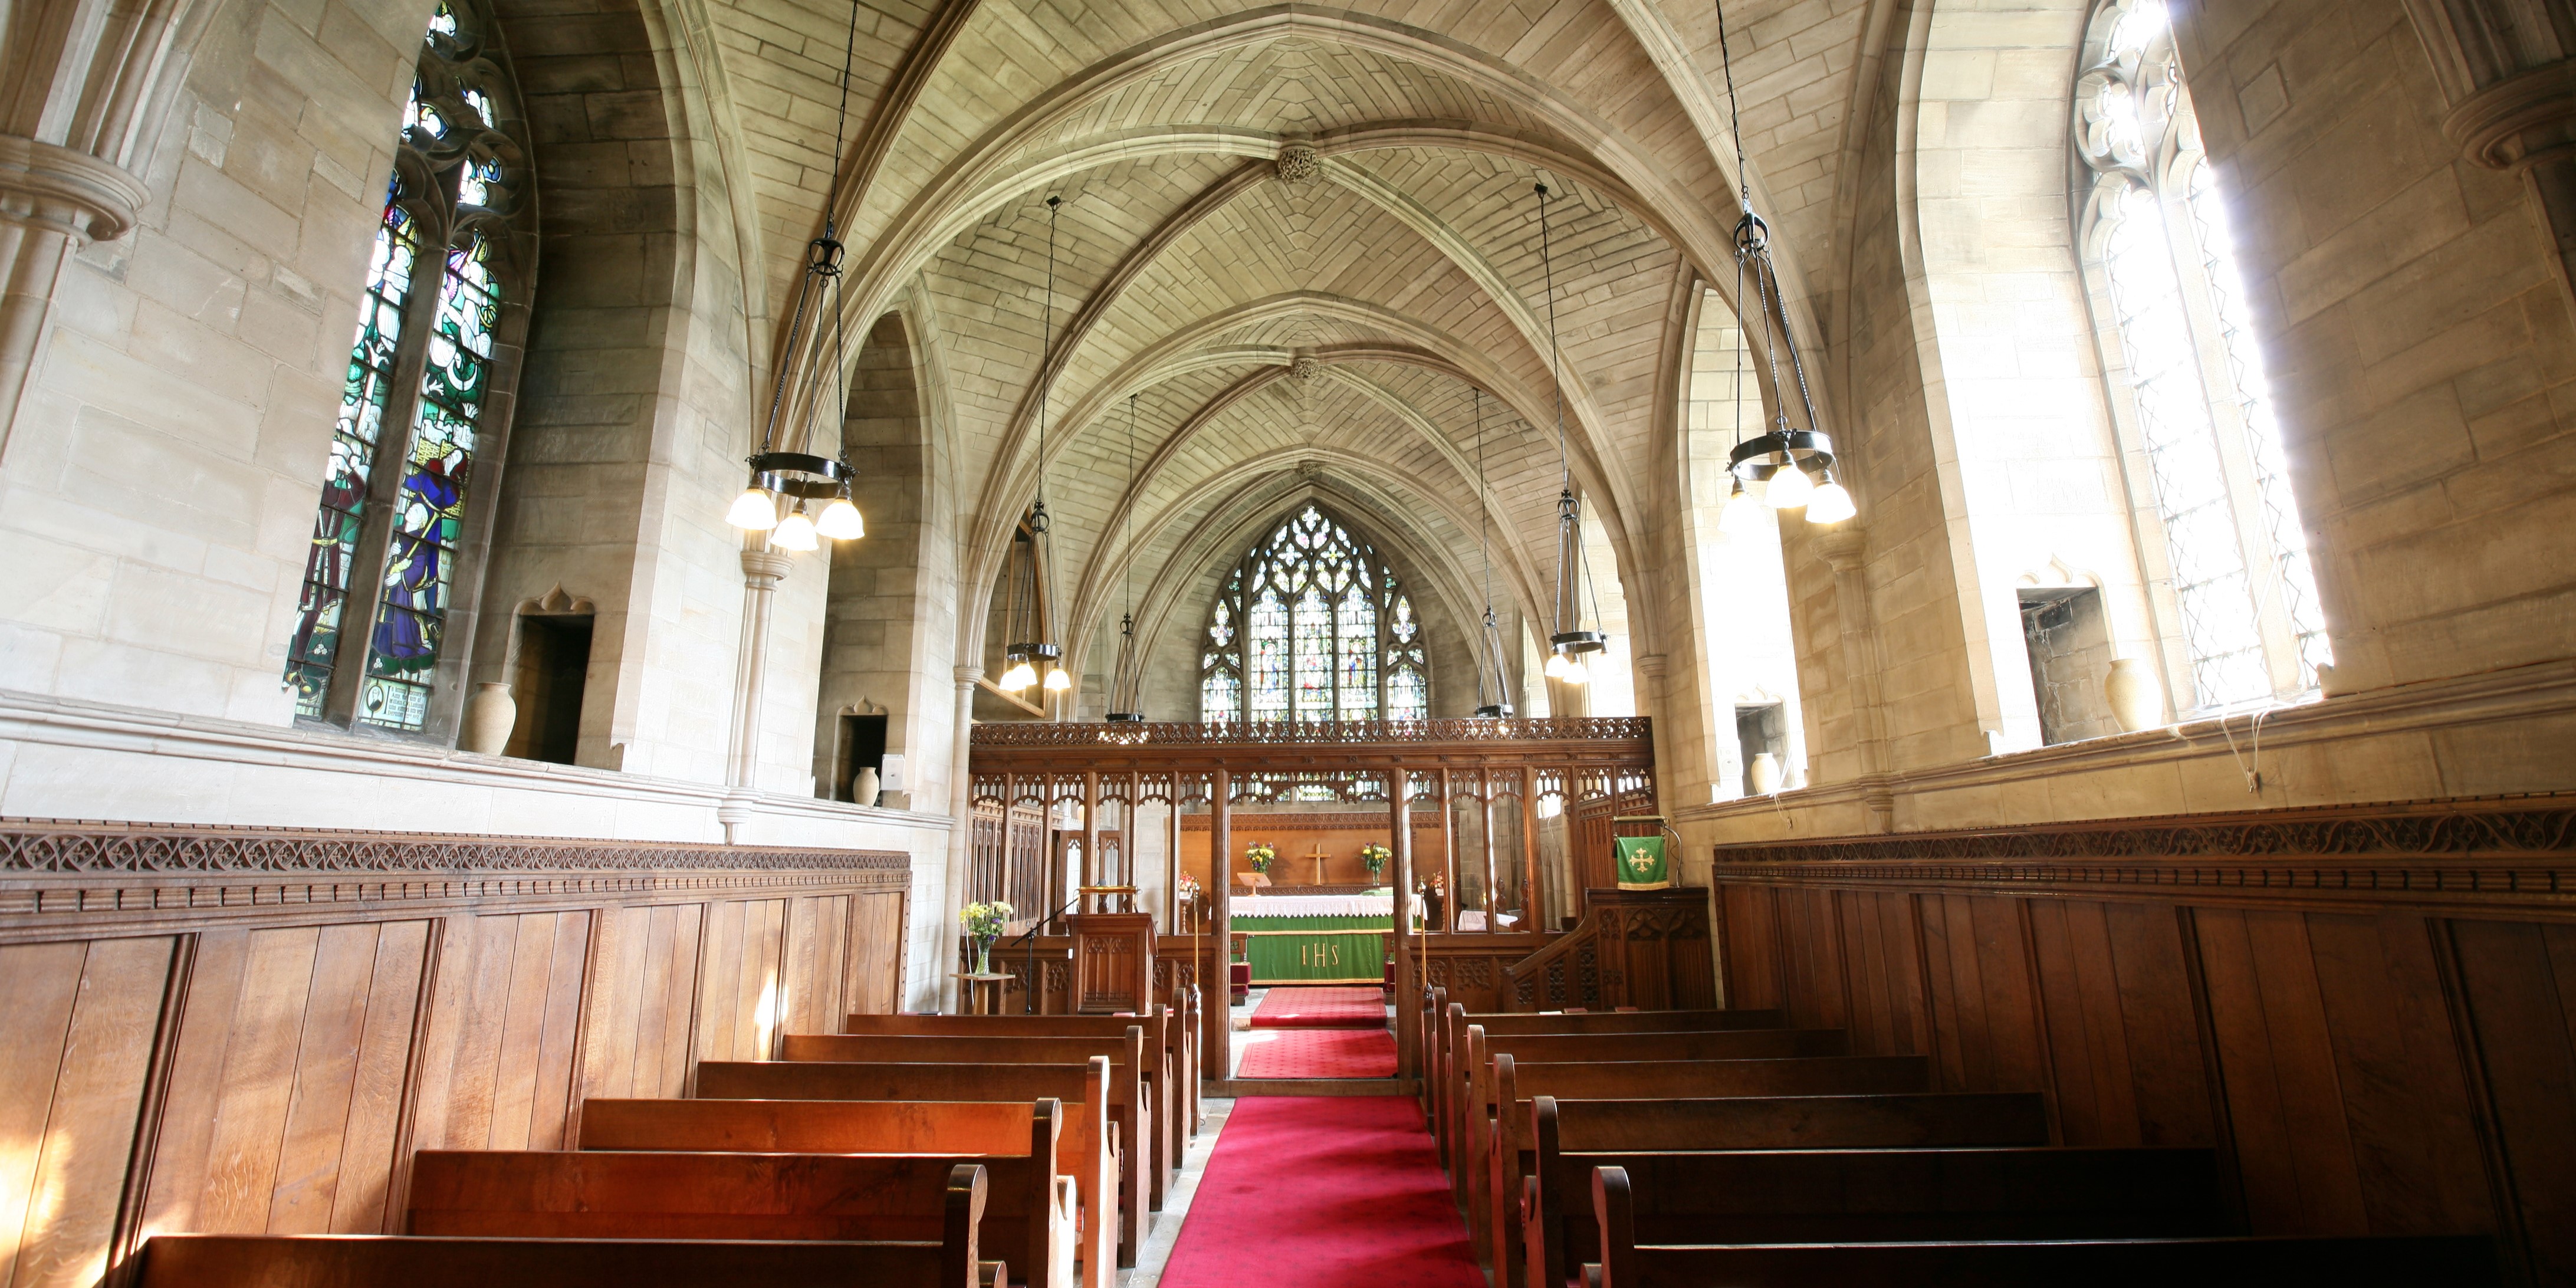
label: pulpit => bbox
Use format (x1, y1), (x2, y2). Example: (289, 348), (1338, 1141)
(1066, 885), (1156, 1014)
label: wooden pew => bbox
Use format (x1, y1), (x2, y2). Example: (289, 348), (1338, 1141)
(1565, 1145), (2229, 1244)
(137, 1164), (990, 1288)
(841, 1008), (1191, 1201)
(1474, 1053), (1933, 1284)
(1586, 1166), (2502, 1288)
(1519, 1092), (2051, 1288)
(698, 1056), (1132, 1271)
(577, 1096), (1076, 1288)
(1434, 1006), (1788, 1177)
(781, 1030), (1152, 1250)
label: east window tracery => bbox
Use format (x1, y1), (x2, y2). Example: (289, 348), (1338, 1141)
(1201, 505), (1430, 722)
(285, 0), (533, 735)
(2074, 0), (2329, 712)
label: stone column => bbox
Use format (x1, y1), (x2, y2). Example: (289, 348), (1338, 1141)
(1207, 768), (1231, 1083)
(939, 665), (981, 1014)
(0, 111), (153, 459)
(1814, 527), (1897, 832)
(1389, 764), (1417, 1077)
(2408, 0), (2576, 318)
(719, 547), (793, 844)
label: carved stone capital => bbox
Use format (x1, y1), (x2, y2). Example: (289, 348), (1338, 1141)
(955, 665), (985, 686)
(1812, 526), (1868, 571)
(740, 549), (793, 584)
(2444, 60), (2576, 169)
(0, 136), (149, 242)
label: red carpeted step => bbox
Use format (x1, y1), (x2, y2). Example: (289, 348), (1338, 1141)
(1158, 1097), (1483, 1288)
(1236, 1027), (1397, 1079)
(1250, 986), (1389, 1029)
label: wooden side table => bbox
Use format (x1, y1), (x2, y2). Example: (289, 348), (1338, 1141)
(953, 972), (1013, 1016)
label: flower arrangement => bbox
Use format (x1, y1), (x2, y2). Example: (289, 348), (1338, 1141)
(960, 900), (1013, 974)
(1358, 843), (1393, 880)
(1177, 872), (1201, 901)
(1245, 842), (1276, 873)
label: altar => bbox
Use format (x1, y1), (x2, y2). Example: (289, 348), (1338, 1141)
(1232, 890), (1410, 984)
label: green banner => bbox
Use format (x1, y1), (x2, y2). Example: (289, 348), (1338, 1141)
(1242, 931), (1385, 983)
(1614, 834), (1671, 890)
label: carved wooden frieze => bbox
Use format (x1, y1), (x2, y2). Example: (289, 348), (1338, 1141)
(0, 819), (911, 875)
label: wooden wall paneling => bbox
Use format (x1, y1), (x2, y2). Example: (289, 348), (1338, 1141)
(695, 901), (745, 1066)
(1967, 895), (2048, 1098)
(574, 906), (652, 1106)
(0, 942), (91, 1284)
(645, 906), (703, 1098)
(0, 937), (169, 1288)
(329, 921), (429, 1236)
(2304, 913), (2495, 1236)
(1917, 895), (1974, 1089)
(265, 924), (383, 1233)
(2190, 908), (2369, 1235)
(696, 900), (788, 1064)
(139, 928), (252, 1238)
(847, 892), (903, 1017)
(2025, 900), (2140, 1148)
(2099, 902), (2216, 1150)
(2444, 919), (2576, 1284)
(198, 926), (325, 1231)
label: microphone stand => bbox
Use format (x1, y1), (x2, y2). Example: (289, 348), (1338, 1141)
(1002, 895), (1085, 1014)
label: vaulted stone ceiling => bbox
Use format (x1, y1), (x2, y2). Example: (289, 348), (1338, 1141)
(696, 0), (1876, 673)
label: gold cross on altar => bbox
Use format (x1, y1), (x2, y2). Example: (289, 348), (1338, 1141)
(1306, 842), (1329, 885)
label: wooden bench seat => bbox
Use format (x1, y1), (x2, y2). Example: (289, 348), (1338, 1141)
(1473, 1054), (1933, 1283)
(140, 1165), (989, 1288)
(1431, 1004), (1785, 1168)
(780, 1032), (1152, 1251)
(574, 1097), (1075, 1288)
(1588, 1167), (2499, 1288)
(696, 1056), (1132, 1271)
(1519, 1092), (2051, 1288)
(1563, 1145), (2229, 1245)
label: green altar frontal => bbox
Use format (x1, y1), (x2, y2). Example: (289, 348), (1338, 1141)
(1233, 914), (1391, 984)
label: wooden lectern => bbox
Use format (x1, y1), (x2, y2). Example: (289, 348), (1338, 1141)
(1066, 885), (1156, 1014)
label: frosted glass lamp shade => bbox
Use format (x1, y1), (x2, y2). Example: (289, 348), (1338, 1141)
(727, 487), (779, 530)
(1765, 462), (1814, 509)
(815, 497), (865, 540)
(998, 661), (1037, 691)
(1043, 666), (1072, 692)
(1719, 486), (1766, 536)
(1562, 658), (1589, 685)
(771, 509), (820, 551)
(1806, 480), (1856, 524)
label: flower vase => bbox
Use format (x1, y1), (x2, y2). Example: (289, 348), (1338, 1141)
(972, 937), (995, 976)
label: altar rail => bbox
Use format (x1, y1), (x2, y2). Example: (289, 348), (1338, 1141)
(0, 817), (911, 1288)
(1708, 791), (2576, 1284)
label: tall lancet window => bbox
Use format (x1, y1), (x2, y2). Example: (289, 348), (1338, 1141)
(285, 0), (534, 735)
(2074, 0), (2328, 711)
(1200, 504), (1430, 722)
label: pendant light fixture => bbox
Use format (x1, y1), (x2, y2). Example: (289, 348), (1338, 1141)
(728, 0), (866, 548)
(1470, 387), (1514, 718)
(1105, 392), (1146, 726)
(1533, 181), (1604, 687)
(1003, 195), (1070, 696)
(1713, 0), (1855, 528)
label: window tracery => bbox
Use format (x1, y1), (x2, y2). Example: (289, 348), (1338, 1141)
(1200, 505), (1430, 722)
(285, 0), (533, 735)
(2074, 0), (2329, 711)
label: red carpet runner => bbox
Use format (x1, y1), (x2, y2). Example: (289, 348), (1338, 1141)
(1235, 1027), (1397, 1079)
(1250, 985), (1388, 1028)
(1156, 1097), (1484, 1288)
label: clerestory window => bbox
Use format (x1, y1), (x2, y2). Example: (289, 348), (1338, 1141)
(1200, 504), (1430, 722)
(284, 0), (534, 736)
(2073, 0), (2329, 712)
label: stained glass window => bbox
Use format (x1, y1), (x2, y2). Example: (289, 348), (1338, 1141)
(2075, 0), (2328, 711)
(1200, 504), (1428, 722)
(284, 0), (529, 735)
